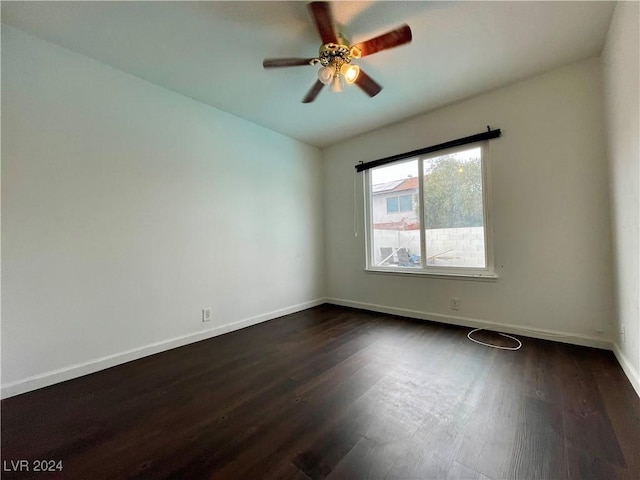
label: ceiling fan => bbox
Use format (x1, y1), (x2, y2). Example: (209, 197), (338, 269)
(263, 1), (412, 103)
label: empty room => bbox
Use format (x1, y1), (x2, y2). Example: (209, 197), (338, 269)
(1, 1), (639, 479)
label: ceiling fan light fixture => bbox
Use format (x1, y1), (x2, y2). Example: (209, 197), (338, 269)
(318, 65), (334, 85)
(330, 73), (345, 93)
(349, 46), (362, 59)
(340, 63), (360, 84)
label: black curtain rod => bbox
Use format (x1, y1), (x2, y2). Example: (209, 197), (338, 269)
(355, 127), (501, 172)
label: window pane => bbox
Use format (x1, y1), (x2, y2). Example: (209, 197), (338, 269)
(371, 160), (421, 268)
(399, 195), (413, 212)
(423, 147), (485, 268)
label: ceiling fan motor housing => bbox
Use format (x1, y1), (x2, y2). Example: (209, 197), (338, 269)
(318, 33), (354, 68)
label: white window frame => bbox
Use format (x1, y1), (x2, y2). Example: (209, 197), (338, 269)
(364, 142), (496, 279)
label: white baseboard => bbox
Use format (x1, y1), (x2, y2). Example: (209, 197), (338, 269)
(327, 297), (640, 398)
(612, 343), (640, 398)
(6, 298), (637, 401)
(326, 297), (613, 350)
(1, 298), (326, 399)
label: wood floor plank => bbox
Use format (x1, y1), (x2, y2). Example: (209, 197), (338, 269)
(455, 342), (526, 479)
(447, 461), (492, 480)
(555, 345), (627, 476)
(325, 436), (397, 480)
(2, 304), (639, 479)
(507, 396), (566, 479)
(592, 353), (640, 478)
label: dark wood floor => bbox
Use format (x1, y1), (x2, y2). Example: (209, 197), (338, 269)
(2, 304), (639, 480)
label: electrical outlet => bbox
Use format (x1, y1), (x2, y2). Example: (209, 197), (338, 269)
(620, 324), (625, 343)
(450, 298), (460, 311)
(202, 308), (212, 322)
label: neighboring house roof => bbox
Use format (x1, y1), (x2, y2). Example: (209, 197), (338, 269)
(372, 177), (418, 194)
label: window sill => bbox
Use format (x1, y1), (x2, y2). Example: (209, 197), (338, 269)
(364, 267), (499, 282)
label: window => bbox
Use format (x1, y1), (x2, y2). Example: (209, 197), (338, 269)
(365, 143), (493, 276)
(386, 194), (413, 213)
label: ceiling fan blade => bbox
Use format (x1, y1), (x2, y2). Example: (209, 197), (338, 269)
(352, 24), (412, 57)
(308, 2), (338, 45)
(263, 58), (315, 68)
(354, 69), (382, 97)
(302, 80), (325, 103)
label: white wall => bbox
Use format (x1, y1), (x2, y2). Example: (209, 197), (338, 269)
(324, 58), (615, 347)
(602, 1), (640, 394)
(1, 26), (325, 397)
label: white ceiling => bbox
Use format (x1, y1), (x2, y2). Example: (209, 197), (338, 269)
(2, 1), (615, 148)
